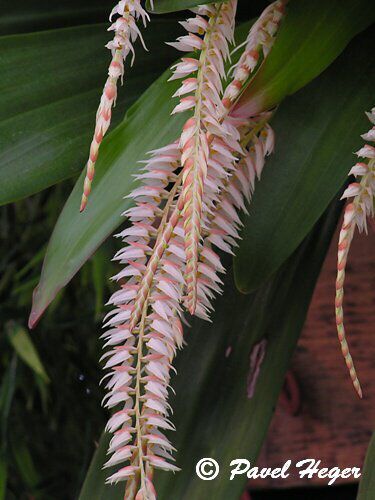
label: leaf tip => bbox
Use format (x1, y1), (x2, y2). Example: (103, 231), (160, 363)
(28, 285), (44, 329)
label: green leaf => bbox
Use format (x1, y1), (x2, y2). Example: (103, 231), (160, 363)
(0, 456), (7, 500)
(357, 433), (375, 500)
(0, 355), (17, 449)
(146, 0), (226, 14)
(79, 432), (123, 500)
(234, 26), (375, 293)
(0, 20), (181, 205)
(28, 65), (186, 328)
(6, 322), (49, 383)
(1, 0), (109, 35)
(91, 246), (109, 320)
(233, 0), (375, 117)
(79, 194), (341, 499)
(27, 21), (251, 327)
(11, 439), (40, 490)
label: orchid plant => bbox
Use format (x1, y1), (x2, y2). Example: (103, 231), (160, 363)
(77, 0), (373, 497)
(1, 0), (374, 498)
(84, 1), (283, 494)
(335, 109), (375, 399)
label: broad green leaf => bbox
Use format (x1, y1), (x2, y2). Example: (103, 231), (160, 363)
(233, 0), (375, 117)
(91, 247), (109, 320)
(28, 67), (186, 328)
(234, 26), (375, 293)
(357, 433), (375, 500)
(27, 21), (251, 327)
(80, 432), (123, 500)
(1, 0), (109, 35)
(146, 0), (226, 13)
(6, 322), (49, 383)
(0, 20), (180, 205)
(79, 194), (341, 499)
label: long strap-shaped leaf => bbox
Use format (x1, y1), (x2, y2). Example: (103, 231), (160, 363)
(0, 20), (181, 206)
(357, 433), (375, 500)
(1, 0), (109, 35)
(234, 25), (375, 293)
(232, 0), (375, 118)
(28, 66), (186, 328)
(30, 4), (374, 325)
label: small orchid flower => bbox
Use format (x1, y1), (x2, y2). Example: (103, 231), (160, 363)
(80, 0), (150, 212)
(170, 1), (238, 314)
(335, 107), (375, 398)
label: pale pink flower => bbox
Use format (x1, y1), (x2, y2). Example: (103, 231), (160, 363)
(170, 1), (238, 314)
(335, 107), (375, 398)
(223, 0), (287, 109)
(102, 142), (185, 496)
(80, 0), (150, 212)
(194, 119), (275, 321)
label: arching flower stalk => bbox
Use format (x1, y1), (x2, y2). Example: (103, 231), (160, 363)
(335, 107), (375, 398)
(100, 3), (281, 498)
(196, 120), (275, 316)
(80, 0), (150, 212)
(188, 0), (284, 309)
(102, 142), (185, 496)
(223, 0), (287, 108)
(169, 1), (238, 314)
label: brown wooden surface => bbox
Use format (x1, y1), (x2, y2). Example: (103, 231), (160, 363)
(253, 221), (374, 489)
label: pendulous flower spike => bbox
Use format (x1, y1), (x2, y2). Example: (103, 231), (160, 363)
(101, 141), (187, 496)
(335, 106), (375, 398)
(223, 0), (287, 108)
(170, 1), (238, 313)
(99, 3), (282, 497)
(80, 0), (150, 212)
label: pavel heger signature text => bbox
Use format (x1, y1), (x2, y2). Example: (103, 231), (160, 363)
(229, 458), (361, 486)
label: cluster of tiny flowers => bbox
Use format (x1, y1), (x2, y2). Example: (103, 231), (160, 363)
(223, 0), (286, 107)
(80, 0), (150, 212)
(101, 141), (184, 497)
(198, 119), (275, 305)
(335, 107), (375, 398)
(169, 1), (238, 313)
(99, 2), (284, 498)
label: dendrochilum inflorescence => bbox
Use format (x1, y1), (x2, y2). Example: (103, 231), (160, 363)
(335, 107), (375, 399)
(85, 0), (374, 495)
(96, 1), (286, 497)
(80, 0), (151, 212)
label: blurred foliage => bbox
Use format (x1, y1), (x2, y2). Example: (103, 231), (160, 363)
(0, 181), (117, 498)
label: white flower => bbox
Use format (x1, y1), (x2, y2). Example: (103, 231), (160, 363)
(335, 106), (375, 399)
(80, 0), (149, 211)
